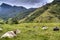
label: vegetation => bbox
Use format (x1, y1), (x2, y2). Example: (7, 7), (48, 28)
(6, 18), (19, 24)
(0, 23), (60, 40)
(0, 0), (60, 40)
(0, 0), (60, 23)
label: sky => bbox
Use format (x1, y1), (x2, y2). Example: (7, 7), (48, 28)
(0, 0), (54, 8)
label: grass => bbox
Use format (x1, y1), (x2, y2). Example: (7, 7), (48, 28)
(0, 23), (60, 40)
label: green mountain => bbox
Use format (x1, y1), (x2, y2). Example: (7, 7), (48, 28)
(19, 0), (60, 23)
(0, 3), (37, 20)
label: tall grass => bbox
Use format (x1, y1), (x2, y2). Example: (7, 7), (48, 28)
(0, 23), (60, 40)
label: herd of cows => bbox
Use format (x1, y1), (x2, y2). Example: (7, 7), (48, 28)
(0, 26), (60, 38)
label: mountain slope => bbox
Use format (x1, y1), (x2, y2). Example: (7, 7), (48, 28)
(19, 4), (52, 23)
(0, 3), (27, 20)
(0, 3), (28, 20)
(13, 8), (37, 20)
(0, 3), (37, 20)
(34, 9), (60, 23)
(19, 0), (60, 23)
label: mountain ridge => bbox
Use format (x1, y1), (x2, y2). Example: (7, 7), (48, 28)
(0, 3), (37, 20)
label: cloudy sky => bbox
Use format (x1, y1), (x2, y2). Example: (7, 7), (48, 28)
(0, 0), (54, 8)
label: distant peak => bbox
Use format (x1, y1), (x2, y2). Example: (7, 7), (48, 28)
(0, 3), (27, 9)
(0, 3), (12, 8)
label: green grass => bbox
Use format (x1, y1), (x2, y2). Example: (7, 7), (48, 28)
(0, 23), (60, 40)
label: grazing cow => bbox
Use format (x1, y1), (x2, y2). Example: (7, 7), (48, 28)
(1, 29), (21, 38)
(53, 27), (59, 31)
(42, 26), (48, 30)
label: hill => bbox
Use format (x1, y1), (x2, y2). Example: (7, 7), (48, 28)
(19, 0), (60, 23)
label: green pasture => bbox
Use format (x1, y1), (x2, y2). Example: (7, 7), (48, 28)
(0, 23), (60, 40)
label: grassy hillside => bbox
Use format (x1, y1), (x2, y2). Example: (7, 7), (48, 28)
(34, 9), (60, 23)
(19, 4), (50, 23)
(19, 0), (60, 23)
(0, 23), (60, 40)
